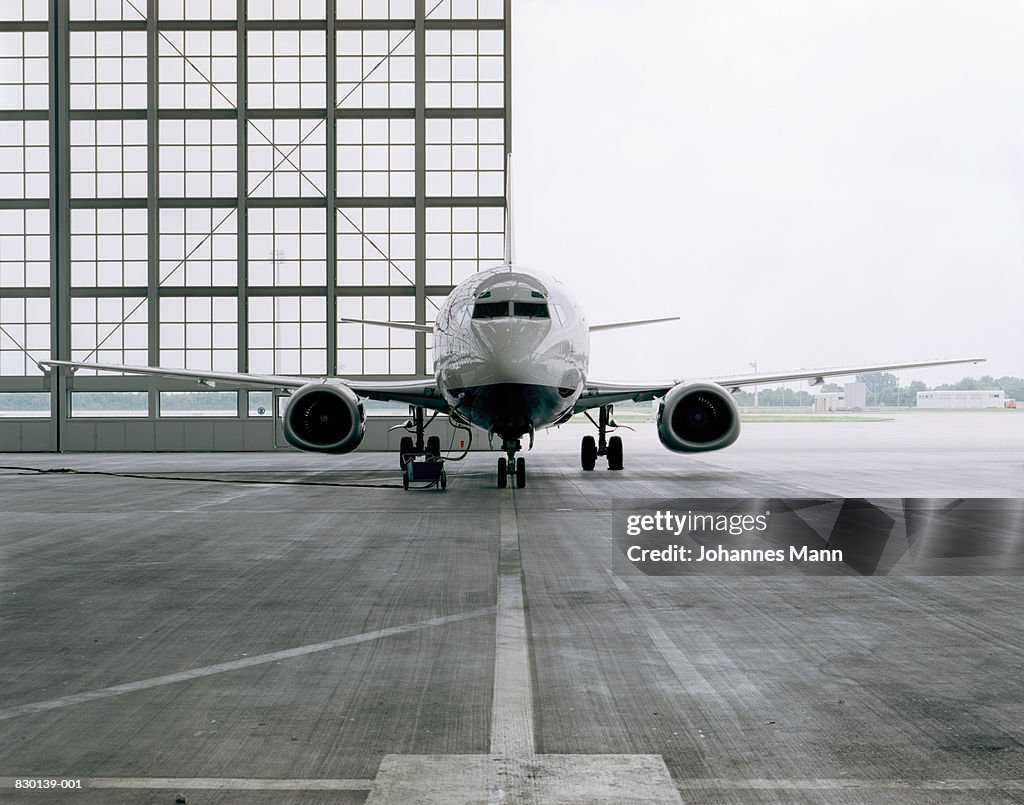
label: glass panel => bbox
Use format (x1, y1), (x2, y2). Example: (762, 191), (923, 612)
(248, 295), (327, 374)
(425, 24), (504, 108)
(70, 208), (148, 288)
(247, 30), (326, 110)
(338, 119), (415, 197)
(337, 206), (415, 287)
(71, 0), (151, 21)
(70, 391), (148, 417)
(158, 29), (237, 108)
(69, 30), (147, 110)
(0, 209), (50, 289)
(0, 30), (49, 109)
(426, 117), (504, 197)
(337, 295), (415, 375)
(70, 297), (149, 372)
(247, 390), (273, 416)
(158, 207), (238, 287)
(159, 120), (238, 197)
(337, 29), (415, 109)
(425, 203), (504, 285)
(248, 207), (326, 286)
(247, 119), (326, 197)
(0, 392), (50, 418)
(158, 295), (238, 371)
(159, 390), (238, 417)
(0, 120), (49, 199)
(69, 119), (147, 199)
(0, 297), (50, 377)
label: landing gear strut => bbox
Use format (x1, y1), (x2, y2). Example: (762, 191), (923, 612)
(581, 404), (624, 471)
(398, 406), (442, 467)
(398, 406), (428, 467)
(496, 437), (527, 489)
(397, 406), (447, 491)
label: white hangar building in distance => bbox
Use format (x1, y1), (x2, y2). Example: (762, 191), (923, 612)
(916, 390), (1007, 409)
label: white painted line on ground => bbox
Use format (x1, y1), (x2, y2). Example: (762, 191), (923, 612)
(489, 493), (535, 757)
(607, 571), (720, 698)
(0, 607), (494, 722)
(0, 778), (374, 791)
(367, 754), (684, 804)
(676, 779), (1024, 791)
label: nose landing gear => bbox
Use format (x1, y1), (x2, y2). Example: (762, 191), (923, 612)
(496, 438), (527, 488)
(581, 404), (625, 472)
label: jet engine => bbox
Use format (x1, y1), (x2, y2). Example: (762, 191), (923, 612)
(657, 381), (740, 453)
(282, 382), (365, 454)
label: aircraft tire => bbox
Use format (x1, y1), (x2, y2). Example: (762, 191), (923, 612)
(607, 435), (623, 471)
(515, 457), (526, 489)
(427, 435), (441, 458)
(581, 435), (597, 471)
(400, 436), (414, 468)
(497, 457), (508, 488)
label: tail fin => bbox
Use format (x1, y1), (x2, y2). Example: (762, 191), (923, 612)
(504, 152), (515, 266)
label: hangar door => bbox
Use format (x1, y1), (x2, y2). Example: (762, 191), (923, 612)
(0, 0), (511, 452)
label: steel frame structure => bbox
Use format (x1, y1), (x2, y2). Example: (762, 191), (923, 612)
(0, 0), (511, 452)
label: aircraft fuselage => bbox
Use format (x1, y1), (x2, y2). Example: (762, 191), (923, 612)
(433, 266), (589, 441)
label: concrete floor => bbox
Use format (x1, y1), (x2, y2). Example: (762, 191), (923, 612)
(1, 411), (1022, 803)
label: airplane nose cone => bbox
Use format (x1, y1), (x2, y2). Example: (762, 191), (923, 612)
(472, 320), (550, 384)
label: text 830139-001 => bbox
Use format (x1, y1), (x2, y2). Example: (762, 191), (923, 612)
(14, 779), (82, 789)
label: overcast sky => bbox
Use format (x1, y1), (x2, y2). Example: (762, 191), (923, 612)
(512, 0), (1024, 387)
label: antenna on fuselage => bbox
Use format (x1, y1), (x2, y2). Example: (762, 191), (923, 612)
(503, 152), (514, 267)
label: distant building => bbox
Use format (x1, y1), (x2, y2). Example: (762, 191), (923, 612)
(916, 390), (1005, 409)
(813, 381), (866, 412)
(843, 382), (866, 410)
(814, 392), (844, 412)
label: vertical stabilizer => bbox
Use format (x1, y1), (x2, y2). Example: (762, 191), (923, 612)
(504, 152), (515, 266)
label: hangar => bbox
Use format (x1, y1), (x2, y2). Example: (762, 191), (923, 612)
(2, 3), (1024, 804)
(916, 389), (1006, 409)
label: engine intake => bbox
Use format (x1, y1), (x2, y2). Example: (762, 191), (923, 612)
(282, 382), (365, 454)
(657, 381), (740, 452)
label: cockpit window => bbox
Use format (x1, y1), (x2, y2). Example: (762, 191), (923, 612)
(513, 301), (549, 318)
(472, 300), (509, 319)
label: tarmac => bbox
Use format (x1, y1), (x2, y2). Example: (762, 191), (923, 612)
(1, 411), (1022, 803)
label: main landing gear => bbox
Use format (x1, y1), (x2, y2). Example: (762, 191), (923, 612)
(398, 406), (442, 466)
(396, 406), (447, 491)
(581, 404), (624, 472)
(496, 438), (527, 489)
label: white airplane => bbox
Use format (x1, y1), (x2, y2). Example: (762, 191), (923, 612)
(41, 173), (985, 488)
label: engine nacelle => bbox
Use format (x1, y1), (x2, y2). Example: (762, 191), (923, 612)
(657, 381), (741, 453)
(282, 382), (365, 454)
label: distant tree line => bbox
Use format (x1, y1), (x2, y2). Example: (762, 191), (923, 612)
(732, 388), (816, 407)
(732, 373), (1023, 408)
(934, 375), (1024, 400)
(852, 373), (1023, 407)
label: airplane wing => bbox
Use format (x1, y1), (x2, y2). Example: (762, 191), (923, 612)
(39, 360), (449, 413)
(338, 317), (434, 333)
(589, 316), (679, 332)
(574, 356), (987, 412)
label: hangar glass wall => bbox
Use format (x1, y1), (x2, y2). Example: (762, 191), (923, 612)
(0, 0), (510, 451)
